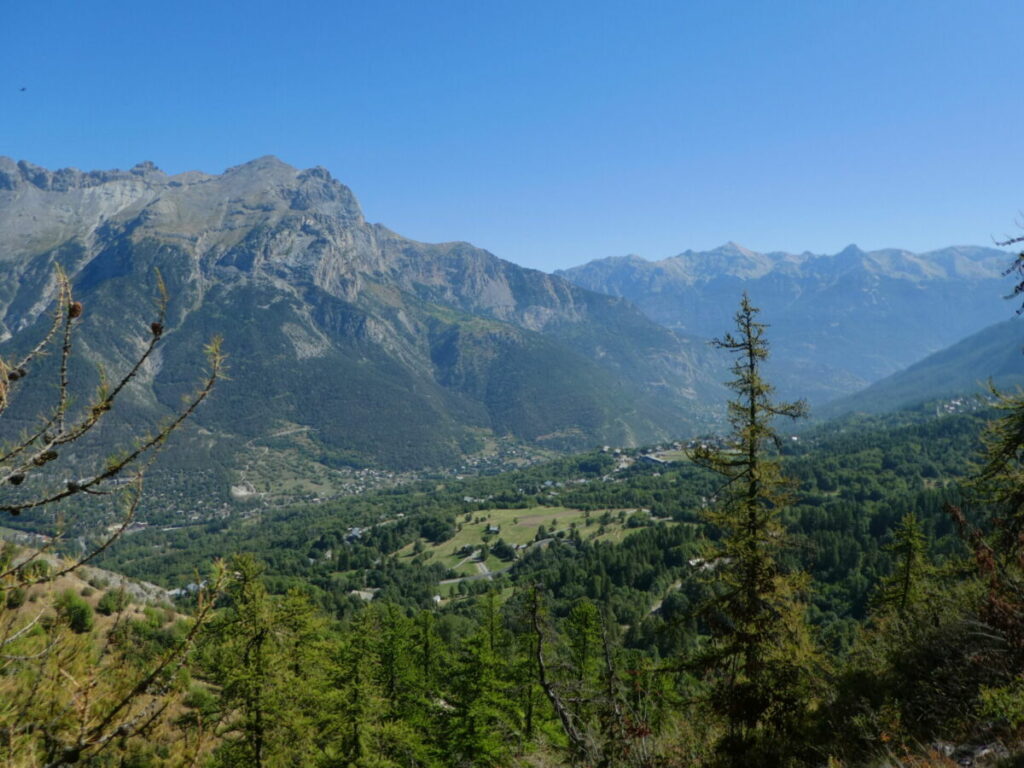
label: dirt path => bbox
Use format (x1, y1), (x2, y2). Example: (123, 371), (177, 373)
(648, 580), (682, 615)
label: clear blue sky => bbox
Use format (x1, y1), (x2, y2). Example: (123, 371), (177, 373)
(1, 0), (1020, 271)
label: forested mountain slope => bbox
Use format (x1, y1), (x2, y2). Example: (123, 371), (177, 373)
(819, 317), (1024, 417)
(0, 157), (725, 479)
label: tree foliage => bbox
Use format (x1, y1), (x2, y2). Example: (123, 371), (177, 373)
(0, 271), (221, 766)
(689, 293), (821, 767)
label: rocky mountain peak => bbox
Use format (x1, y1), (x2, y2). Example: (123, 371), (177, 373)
(0, 156), (723, 470)
(0, 156), (367, 264)
(224, 154), (292, 174)
(156, 155), (364, 225)
(129, 161), (164, 177)
(715, 241), (758, 258)
(0, 156), (168, 193)
(667, 241), (774, 281)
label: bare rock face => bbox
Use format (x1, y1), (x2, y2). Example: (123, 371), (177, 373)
(0, 157), (723, 472)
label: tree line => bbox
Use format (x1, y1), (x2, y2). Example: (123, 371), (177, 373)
(5, 285), (1024, 765)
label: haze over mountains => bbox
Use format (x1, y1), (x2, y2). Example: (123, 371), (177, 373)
(0, 156), (723, 473)
(818, 316), (1024, 418)
(557, 242), (1012, 403)
(0, 154), (1019, 485)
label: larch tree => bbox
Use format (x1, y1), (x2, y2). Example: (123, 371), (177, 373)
(944, 383), (1024, 730)
(943, 234), (1024, 727)
(201, 555), (327, 768)
(446, 592), (522, 767)
(688, 292), (821, 768)
(0, 270), (221, 766)
(874, 511), (930, 617)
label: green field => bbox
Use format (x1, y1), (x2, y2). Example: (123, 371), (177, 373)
(398, 505), (666, 577)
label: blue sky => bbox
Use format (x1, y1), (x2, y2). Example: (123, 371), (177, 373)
(1, 1), (1021, 271)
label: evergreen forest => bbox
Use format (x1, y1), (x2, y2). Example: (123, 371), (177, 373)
(3, 286), (1024, 768)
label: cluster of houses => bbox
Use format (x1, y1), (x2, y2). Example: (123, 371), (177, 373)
(936, 396), (984, 416)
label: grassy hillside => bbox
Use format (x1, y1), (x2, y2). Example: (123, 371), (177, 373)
(394, 505), (672, 581)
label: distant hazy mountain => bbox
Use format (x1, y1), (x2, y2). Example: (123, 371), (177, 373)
(557, 242), (1012, 404)
(818, 317), (1024, 417)
(0, 156), (725, 475)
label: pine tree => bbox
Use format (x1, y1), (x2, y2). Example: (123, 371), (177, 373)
(202, 555), (323, 768)
(875, 512), (929, 616)
(446, 593), (521, 766)
(321, 607), (435, 768)
(689, 293), (821, 768)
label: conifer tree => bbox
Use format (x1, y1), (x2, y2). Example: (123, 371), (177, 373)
(373, 603), (440, 763)
(0, 273), (221, 766)
(565, 599), (603, 685)
(202, 555), (323, 768)
(689, 293), (821, 768)
(322, 606), (435, 768)
(446, 592), (521, 766)
(527, 588), (671, 767)
(875, 512), (929, 616)
(940, 382), (1024, 727)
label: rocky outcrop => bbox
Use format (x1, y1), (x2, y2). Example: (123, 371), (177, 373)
(0, 156), (724, 471)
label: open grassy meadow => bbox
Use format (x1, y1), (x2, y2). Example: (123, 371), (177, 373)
(398, 505), (672, 579)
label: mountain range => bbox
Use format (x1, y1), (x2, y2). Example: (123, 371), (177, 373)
(0, 156), (724, 478)
(2, 154), (1020, 493)
(557, 242), (1013, 403)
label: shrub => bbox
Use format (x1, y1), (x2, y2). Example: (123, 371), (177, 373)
(97, 588), (130, 616)
(5, 587), (26, 609)
(56, 589), (94, 633)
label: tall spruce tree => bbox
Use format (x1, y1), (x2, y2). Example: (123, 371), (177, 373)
(689, 293), (821, 768)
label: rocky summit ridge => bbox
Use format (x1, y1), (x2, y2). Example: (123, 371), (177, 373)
(0, 157), (723, 486)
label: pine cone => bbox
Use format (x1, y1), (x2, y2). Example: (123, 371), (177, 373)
(32, 450), (58, 466)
